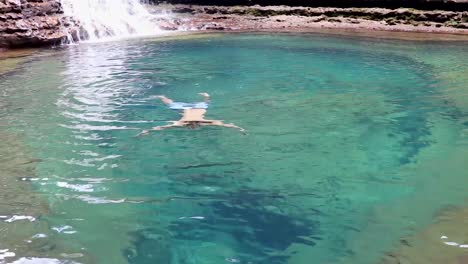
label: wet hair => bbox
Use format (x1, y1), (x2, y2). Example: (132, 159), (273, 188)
(188, 122), (200, 129)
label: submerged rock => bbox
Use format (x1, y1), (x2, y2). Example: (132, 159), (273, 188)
(0, 130), (92, 263)
(381, 207), (468, 264)
(0, 0), (78, 48)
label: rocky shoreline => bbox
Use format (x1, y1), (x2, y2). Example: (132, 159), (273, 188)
(2, 2), (468, 49)
(152, 4), (468, 36)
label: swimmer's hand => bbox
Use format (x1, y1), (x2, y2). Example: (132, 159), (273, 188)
(136, 126), (167, 137)
(222, 123), (246, 135)
(136, 130), (150, 137)
(198, 92), (210, 97)
(239, 128), (247, 135)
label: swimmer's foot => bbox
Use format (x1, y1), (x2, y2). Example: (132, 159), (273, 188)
(155, 95), (173, 104)
(198, 92), (210, 103)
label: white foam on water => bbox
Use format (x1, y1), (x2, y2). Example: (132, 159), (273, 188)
(32, 234), (48, 239)
(75, 195), (126, 204)
(60, 0), (167, 42)
(98, 163), (108, 170)
(0, 249), (16, 261)
(63, 111), (154, 124)
(60, 124), (136, 131)
(76, 178), (112, 183)
(10, 258), (81, 264)
(57, 182), (94, 192)
(52, 225), (75, 233)
(443, 241), (459, 246)
(3, 215), (36, 223)
(178, 216), (206, 220)
(63, 154), (122, 168)
(439, 236), (468, 249)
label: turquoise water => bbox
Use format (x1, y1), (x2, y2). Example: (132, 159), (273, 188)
(1, 33), (468, 264)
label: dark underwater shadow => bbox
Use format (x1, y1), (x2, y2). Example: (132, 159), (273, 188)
(124, 187), (320, 264)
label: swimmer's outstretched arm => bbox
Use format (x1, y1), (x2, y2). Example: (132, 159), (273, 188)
(222, 123), (246, 133)
(137, 122), (182, 137)
(207, 121), (246, 134)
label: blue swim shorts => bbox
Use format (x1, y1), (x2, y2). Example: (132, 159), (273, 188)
(168, 102), (209, 110)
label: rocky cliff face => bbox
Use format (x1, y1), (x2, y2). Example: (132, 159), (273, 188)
(149, 0), (468, 11)
(0, 0), (77, 48)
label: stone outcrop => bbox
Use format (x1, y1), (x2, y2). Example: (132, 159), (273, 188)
(0, 0), (77, 48)
(2, 0), (468, 49)
(149, 0), (468, 11)
(149, 5), (468, 35)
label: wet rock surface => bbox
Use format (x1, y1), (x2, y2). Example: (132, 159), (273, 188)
(2, 1), (468, 48)
(148, 0), (468, 11)
(149, 5), (468, 35)
(0, 108), (91, 263)
(0, 0), (77, 48)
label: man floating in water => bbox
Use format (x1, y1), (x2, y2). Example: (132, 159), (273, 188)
(138, 93), (245, 136)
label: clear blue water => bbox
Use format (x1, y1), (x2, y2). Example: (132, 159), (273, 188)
(1, 33), (468, 264)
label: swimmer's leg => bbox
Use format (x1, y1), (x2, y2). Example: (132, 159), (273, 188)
(155, 95), (174, 105)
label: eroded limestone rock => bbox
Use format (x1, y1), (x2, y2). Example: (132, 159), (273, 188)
(0, 0), (78, 48)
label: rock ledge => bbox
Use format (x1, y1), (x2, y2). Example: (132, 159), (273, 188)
(0, 0), (77, 48)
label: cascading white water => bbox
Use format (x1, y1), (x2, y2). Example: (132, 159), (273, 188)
(60, 0), (166, 42)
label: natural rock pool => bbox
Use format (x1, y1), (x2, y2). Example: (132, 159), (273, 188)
(1, 33), (468, 264)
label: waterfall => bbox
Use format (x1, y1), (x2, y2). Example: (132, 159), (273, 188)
(60, 0), (165, 42)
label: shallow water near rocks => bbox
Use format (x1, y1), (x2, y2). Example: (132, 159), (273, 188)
(1, 33), (468, 264)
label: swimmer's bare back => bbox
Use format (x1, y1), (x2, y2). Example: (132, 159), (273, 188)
(137, 93), (245, 136)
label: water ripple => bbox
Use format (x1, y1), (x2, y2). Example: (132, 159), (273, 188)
(57, 182), (95, 193)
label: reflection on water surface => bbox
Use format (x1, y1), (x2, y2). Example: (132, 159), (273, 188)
(1, 34), (468, 264)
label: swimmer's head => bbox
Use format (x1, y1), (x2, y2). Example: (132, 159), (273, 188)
(188, 122), (200, 129)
